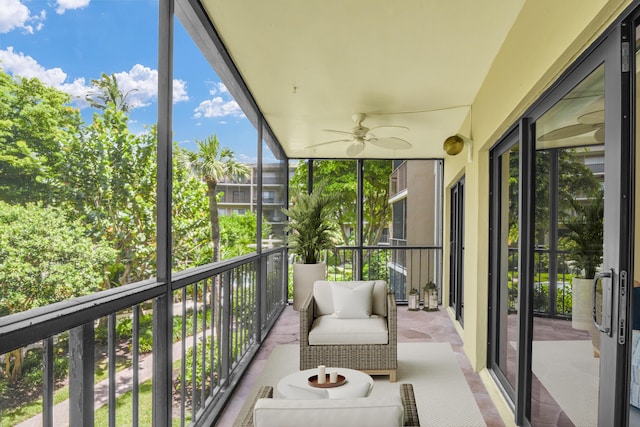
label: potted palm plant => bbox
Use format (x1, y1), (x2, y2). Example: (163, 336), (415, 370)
(282, 187), (337, 310)
(563, 191), (604, 334)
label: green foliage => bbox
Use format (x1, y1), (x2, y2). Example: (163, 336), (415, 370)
(115, 311), (154, 353)
(533, 282), (573, 315)
(362, 252), (389, 282)
(0, 68), (83, 204)
(172, 159), (213, 270)
(289, 160), (393, 246)
(58, 107), (157, 285)
(175, 337), (217, 394)
(510, 148), (602, 246)
(219, 212), (271, 259)
(281, 186), (338, 264)
(0, 202), (117, 315)
(85, 73), (137, 112)
(176, 135), (251, 263)
(561, 191), (604, 278)
(15, 347), (69, 388)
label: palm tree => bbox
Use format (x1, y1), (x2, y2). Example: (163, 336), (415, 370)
(177, 134), (250, 262)
(85, 72), (137, 113)
(177, 135), (250, 353)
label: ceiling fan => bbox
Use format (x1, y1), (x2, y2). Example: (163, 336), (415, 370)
(537, 109), (604, 143)
(305, 113), (412, 156)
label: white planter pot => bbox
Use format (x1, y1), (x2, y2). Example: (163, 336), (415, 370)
(572, 277), (593, 330)
(293, 262), (326, 310)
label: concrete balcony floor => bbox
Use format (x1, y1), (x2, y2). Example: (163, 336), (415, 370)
(216, 305), (506, 426)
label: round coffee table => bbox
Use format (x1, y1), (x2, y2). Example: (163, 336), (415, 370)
(276, 367), (374, 399)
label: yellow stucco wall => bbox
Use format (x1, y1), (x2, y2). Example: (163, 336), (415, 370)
(442, 0), (632, 424)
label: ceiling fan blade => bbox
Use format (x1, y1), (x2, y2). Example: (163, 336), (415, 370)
(305, 138), (352, 149)
(346, 142), (364, 156)
(536, 123), (596, 141)
(369, 137), (412, 150)
(368, 125), (409, 138)
(322, 129), (354, 136)
(578, 110), (604, 125)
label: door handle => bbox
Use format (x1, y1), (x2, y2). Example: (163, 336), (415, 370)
(592, 269), (613, 335)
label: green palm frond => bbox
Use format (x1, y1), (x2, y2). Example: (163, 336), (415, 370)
(563, 190), (604, 278)
(282, 186), (338, 264)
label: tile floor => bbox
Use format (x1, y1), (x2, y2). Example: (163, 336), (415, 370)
(215, 304), (506, 426)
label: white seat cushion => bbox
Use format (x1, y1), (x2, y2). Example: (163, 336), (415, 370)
(253, 396), (404, 427)
(308, 315), (388, 345)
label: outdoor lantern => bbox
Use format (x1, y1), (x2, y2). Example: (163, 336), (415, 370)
(423, 282), (439, 311)
(408, 289), (420, 311)
(443, 135), (464, 156)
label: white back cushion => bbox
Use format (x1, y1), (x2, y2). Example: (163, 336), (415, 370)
(253, 397), (404, 427)
(313, 280), (388, 316)
(371, 280), (388, 316)
(331, 281), (374, 318)
(313, 281), (335, 316)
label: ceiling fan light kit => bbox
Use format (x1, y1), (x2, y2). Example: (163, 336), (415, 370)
(305, 113), (412, 156)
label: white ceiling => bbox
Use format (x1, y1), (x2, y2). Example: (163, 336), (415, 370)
(200, 0), (526, 159)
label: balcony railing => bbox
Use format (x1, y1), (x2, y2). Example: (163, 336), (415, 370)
(322, 245), (442, 303)
(0, 249), (287, 426)
(507, 247), (573, 318)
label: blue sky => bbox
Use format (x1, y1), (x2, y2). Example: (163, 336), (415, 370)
(0, 0), (261, 162)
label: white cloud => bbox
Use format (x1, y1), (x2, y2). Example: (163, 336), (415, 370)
(173, 79), (189, 103)
(193, 96), (243, 119)
(0, 47), (90, 96)
(237, 153), (257, 163)
(0, 49), (189, 110)
(208, 81), (229, 96)
(55, 0), (90, 15)
(0, 0), (46, 34)
(194, 81), (242, 119)
(111, 64), (189, 108)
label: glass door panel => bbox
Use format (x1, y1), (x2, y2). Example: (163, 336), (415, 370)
(450, 176), (465, 325)
(490, 136), (521, 401)
(531, 62), (604, 427)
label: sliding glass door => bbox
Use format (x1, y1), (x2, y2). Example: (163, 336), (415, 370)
(490, 21), (632, 426)
(450, 176), (465, 326)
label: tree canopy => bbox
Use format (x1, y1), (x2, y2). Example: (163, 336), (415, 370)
(0, 70), (83, 204)
(289, 159), (392, 246)
(0, 202), (116, 316)
(0, 67), (261, 317)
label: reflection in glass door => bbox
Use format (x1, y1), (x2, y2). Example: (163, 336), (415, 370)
(531, 63), (605, 427)
(489, 19), (630, 426)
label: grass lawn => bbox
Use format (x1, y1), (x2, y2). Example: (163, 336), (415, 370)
(0, 356), (132, 426)
(94, 380), (188, 426)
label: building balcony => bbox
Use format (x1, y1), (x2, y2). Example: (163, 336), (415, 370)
(0, 246), (445, 426)
(216, 304), (506, 426)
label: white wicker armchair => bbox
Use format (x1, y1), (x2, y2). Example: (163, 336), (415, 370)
(299, 280), (397, 382)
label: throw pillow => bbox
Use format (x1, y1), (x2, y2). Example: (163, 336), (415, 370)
(331, 281), (374, 318)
